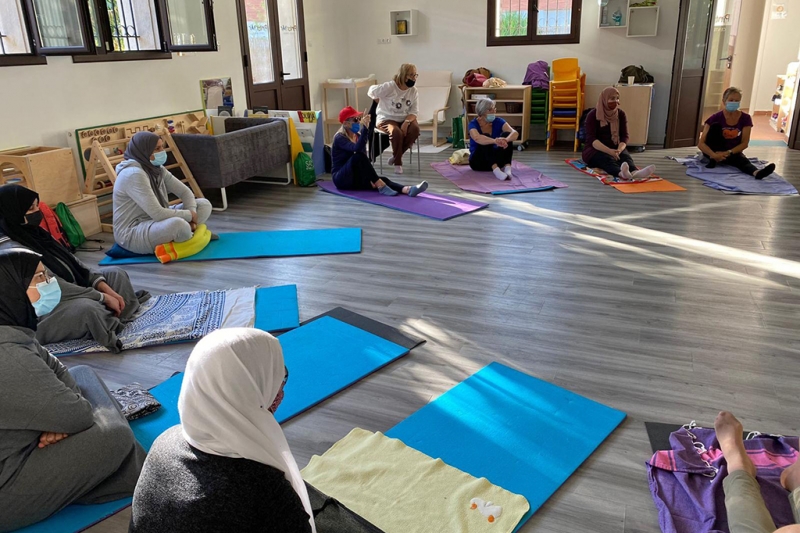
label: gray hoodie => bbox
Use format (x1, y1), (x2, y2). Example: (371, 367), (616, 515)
(0, 326), (93, 490)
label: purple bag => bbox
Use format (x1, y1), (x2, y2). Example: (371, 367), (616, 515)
(523, 61), (550, 90)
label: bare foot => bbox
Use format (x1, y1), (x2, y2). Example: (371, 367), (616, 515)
(781, 456), (800, 493)
(715, 411), (756, 477)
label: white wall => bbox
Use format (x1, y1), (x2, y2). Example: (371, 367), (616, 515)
(751, 0), (800, 111)
(313, 0), (680, 145)
(0, 0), (246, 150)
(730, 0), (765, 110)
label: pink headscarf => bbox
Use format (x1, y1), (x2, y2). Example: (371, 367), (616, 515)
(596, 87), (621, 145)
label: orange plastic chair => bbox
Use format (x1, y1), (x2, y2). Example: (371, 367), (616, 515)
(547, 58), (584, 151)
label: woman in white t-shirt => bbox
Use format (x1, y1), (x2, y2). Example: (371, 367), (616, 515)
(367, 64), (420, 174)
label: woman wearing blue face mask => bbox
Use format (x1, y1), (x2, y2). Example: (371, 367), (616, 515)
(0, 248), (146, 532)
(468, 98), (519, 181)
(330, 106), (427, 197)
(698, 87), (776, 180)
(113, 131), (214, 254)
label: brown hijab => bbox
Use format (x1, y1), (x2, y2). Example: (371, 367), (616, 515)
(596, 87), (621, 145)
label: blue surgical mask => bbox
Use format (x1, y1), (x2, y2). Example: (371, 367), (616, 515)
(31, 277), (61, 317)
(350, 122), (361, 133)
(485, 114), (496, 122)
(151, 151), (168, 167)
(725, 102), (740, 112)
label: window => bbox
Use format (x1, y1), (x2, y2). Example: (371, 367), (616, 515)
(487, 0), (582, 46)
(0, 0), (216, 66)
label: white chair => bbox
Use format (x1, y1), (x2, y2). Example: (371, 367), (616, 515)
(416, 70), (452, 147)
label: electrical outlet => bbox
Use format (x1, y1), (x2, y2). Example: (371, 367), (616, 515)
(377, 37), (392, 44)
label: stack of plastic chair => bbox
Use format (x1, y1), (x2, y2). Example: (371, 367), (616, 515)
(547, 58), (585, 151)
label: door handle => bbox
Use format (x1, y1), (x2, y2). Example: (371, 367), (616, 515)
(279, 71), (291, 77)
(719, 55), (732, 62)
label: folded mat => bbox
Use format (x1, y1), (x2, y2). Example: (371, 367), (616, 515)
(303, 428), (530, 533)
(98, 228), (362, 265)
(386, 362), (626, 530)
(565, 158), (685, 193)
(672, 155), (797, 195)
(46, 285), (299, 356)
(431, 160), (568, 195)
(317, 181), (488, 220)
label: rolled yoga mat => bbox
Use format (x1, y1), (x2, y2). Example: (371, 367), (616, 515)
(386, 362), (626, 531)
(317, 181), (488, 221)
(98, 228), (362, 265)
(431, 160), (568, 195)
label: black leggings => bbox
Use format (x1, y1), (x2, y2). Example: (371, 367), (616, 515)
(704, 123), (757, 175)
(332, 152), (405, 192)
(586, 149), (638, 177)
(469, 132), (514, 171)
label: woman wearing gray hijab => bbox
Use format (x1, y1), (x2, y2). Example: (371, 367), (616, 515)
(112, 132), (213, 254)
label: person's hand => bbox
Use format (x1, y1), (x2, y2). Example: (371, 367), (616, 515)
(96, 282), (125, 314)
(103, 294), (122, 317)
(39, 432), (68, 448)
(190, 222), (198, 232)
(359, 110), (371, 128)
(495, 138), (508, 149)
(190, 211), (198, 225)
(612, 149), (621, 161)
(712, 152), (727, 162)
(401, 121), (410, 135)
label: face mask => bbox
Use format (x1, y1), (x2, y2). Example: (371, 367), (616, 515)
(485, 114), (496, 122)
(405, 79), (416, 88)
(31, 277), (61, 317)
(725, 102), (740, 112)
(25, 211), (43, 227)
(350, 122), (361, 133)
(268, 387), (285, 414)
(151, 151), (168, 167)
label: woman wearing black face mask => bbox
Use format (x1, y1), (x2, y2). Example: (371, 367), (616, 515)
(0, 185), (149, 352)
(367, 63), (421, 175)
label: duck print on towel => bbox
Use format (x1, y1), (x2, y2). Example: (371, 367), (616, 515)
(470, 497), (503, 523)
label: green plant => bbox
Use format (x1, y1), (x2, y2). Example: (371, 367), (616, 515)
(499, 10), (528, 37)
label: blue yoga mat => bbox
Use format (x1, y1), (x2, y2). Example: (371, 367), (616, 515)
(386, 362), (626, 531)
(491, 185), (556, 195)
(255, 284), (299, 332)
(98, 228), (362, 265)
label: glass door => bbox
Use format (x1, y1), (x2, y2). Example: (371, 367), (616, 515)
(702, 0), (741, 122)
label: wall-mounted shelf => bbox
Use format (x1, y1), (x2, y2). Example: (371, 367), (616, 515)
(598, 0), (628, 28)
(390, 9), (418, 36)
(627, 5), (659, 37)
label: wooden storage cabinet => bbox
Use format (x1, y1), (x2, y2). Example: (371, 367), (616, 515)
(67, 194), (102, 237)
(0, 147), (83, 205)
(463, 85), (532, 144)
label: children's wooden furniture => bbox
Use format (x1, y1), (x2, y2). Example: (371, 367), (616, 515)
(463, 85), (532, 147)
(321, 78), (377, 143)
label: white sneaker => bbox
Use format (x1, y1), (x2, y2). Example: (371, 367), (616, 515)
(394, 166), (403, 174)
(388, 156), (395, 166)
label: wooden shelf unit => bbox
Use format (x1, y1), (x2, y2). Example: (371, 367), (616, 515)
(321, 78), (377, 143)
(462, 85), (531, 143)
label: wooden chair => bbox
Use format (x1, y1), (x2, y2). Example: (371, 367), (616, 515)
(415, 70), (452, 147)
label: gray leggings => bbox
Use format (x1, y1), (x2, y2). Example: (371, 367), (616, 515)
(724, 470), (800, 533)
(0, 366), (147, 532)
(146, 198), (212, 250)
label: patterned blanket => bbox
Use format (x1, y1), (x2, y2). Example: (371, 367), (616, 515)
(46, 287), (256, 356)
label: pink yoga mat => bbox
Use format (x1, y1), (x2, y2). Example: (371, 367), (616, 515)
(317, 181), (488, 221)
(431, 160), (568, 194)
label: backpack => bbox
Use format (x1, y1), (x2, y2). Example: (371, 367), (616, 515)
(37, 202), (74, 251)
(294, 152), (317, 187)
(577, 108), (594, 143)
(618, 65), (654, 84)
(463, 67), (491, 87)
(55, 202), (86, 248)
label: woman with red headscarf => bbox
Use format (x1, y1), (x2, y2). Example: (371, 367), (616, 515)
(582, 87), (655, 181)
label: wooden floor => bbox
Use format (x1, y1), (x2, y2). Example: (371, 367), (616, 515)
(73, 144), (800, 533)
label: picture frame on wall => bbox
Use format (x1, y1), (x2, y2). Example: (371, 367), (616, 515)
(396, 19), (408, 34)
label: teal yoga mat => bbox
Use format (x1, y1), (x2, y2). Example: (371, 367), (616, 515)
(386, 362), (626, 531)
(255, 284), (300, 332)
(17, 316), (413, 533)
(98, 228), (362, 265)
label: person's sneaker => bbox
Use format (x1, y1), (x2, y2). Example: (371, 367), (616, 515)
(755, 163), (776, 180)
(408, 181), (428, 197)
(394, 166), (403, 174)
(378, 185), (398, 196)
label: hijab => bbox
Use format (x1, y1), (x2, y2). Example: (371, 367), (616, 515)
(123, 131), (169, 208)
(596, 86), (621, 145)
(0, 185), (92, 287)
(0, 247), (41, 330)
(179, 328), (317, 533)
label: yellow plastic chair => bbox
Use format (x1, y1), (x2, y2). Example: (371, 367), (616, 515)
(547, 58), (584, 151)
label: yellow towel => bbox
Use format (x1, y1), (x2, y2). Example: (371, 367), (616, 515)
(302, 428), (529, 533)
(155, 224), (211, 264)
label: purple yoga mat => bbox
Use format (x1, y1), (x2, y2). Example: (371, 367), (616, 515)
(432, 160), (568, 194)
(317, 181), (488, 221)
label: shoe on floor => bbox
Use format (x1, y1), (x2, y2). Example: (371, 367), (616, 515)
(394, 165), (403, 175)
(408, 181), (428, 197)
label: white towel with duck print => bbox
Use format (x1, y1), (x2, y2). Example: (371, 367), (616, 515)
(45, 287), (256, 356)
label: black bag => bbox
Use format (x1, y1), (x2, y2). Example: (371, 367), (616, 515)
(324, 145), (332, 174)
(577, 108), (593, 143)
(619, 65), (654, 84)
(308, 484), (385, 533)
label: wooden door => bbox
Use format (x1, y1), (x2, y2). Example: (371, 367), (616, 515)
(665, 0), (717, 148)
(236, 0), (311, 111)
(701, 0), (741, 122)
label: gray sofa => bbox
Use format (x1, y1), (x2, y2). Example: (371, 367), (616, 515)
(173, 118), (290, 210)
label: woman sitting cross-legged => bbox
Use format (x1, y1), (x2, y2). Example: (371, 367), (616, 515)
(0, 184), (148, 352)
(468, 98), (519, 181)
(698, 86), (776, 180)
(113, 131), (214, 255)
(130, 328), (316, 533)
(582, 87), (655, 181)
(331, 106), (428, 197)
(0, 248), (146, 533)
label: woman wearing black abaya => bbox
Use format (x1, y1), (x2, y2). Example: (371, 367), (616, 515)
(0, 247), (146, 532)
(0, 184), (149, 352)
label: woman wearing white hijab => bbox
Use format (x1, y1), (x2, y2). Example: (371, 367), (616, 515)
(129, 328), (316, 533)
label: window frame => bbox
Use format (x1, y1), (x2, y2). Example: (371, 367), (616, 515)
(163, 0), (217, 52)
(486, 0), (582, 47)
(25, 0), (95, 55)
